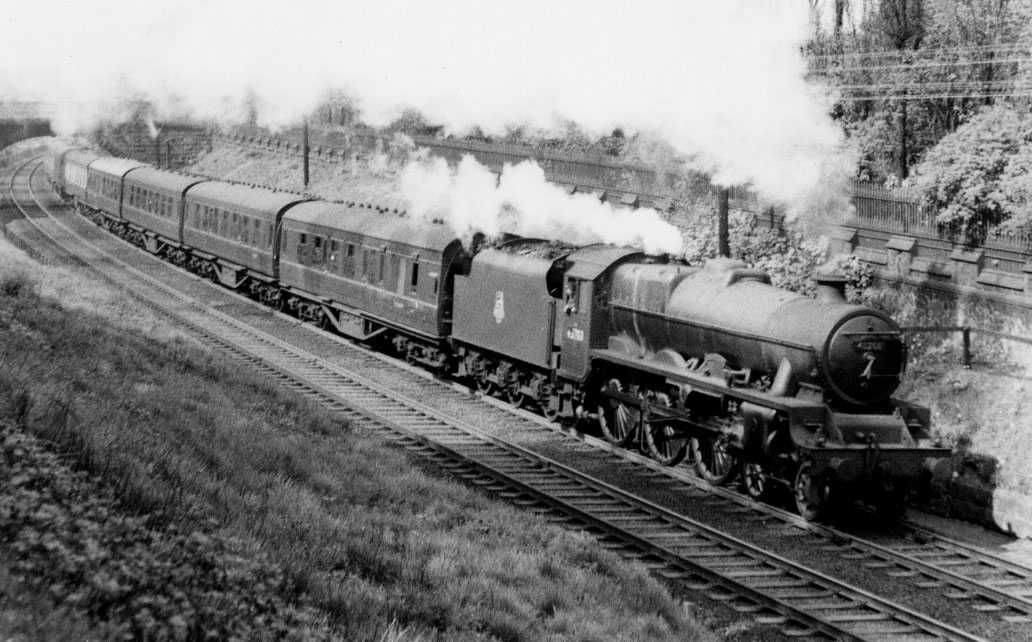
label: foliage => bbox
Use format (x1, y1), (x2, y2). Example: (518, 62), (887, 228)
(0, 417), (332, 641)
(906, 105), (1032, 242)
(809, 0), (1032, 183)
(673, 204), (873, 302)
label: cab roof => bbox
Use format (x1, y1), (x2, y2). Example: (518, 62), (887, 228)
(564, 246), (645, 281)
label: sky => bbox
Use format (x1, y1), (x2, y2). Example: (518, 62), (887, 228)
(1, 0), (849, 212)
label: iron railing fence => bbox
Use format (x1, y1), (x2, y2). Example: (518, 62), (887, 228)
(215, 129), (1032, 258)
(903, 326), (1032, 368)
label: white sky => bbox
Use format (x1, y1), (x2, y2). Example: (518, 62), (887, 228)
(1, 0), (848, 206)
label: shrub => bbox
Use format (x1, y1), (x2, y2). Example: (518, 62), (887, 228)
(907, 106), (1032, 244)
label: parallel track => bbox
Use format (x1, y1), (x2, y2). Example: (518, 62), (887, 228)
(2, 151), (1007, 641)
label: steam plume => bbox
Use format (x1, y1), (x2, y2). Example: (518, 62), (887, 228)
(401, 155), (684, 255)
(2, 0), (848, 210)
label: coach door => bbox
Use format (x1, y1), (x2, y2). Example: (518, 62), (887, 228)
(557, 276), (593, 381)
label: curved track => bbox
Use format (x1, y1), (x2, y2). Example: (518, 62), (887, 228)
(3, 149), (1022, 640)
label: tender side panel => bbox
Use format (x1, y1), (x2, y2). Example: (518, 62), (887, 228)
(451, 249), (557, 368)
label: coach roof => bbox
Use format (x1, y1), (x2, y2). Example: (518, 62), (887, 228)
(186, 181), (309, 215)
(125, 167), (208, 194)
(64, 148), (102, 166)
(88, 157), (147, 178)
(282, 201), (460, 250)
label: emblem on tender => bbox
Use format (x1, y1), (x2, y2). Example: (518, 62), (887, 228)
(492, 291), (505, 324)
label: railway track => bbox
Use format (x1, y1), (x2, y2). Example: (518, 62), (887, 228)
(1, 148), (1018, 640)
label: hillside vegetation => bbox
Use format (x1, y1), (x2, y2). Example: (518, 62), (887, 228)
(0, 234), (718, 640)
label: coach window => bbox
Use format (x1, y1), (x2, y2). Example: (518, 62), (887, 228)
(313, 236), (323, 264)
(329, 240), (339, 269)
(410, 255), (420, 291)
(379, 247), (387, 283)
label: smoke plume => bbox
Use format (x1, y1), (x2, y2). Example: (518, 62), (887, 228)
(401, 155), (684, 255)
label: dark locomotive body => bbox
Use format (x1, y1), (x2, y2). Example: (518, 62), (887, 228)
(46, 144), (949, 520)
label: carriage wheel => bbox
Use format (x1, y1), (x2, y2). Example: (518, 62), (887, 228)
(694, 434), (739, 485)
(794, 461), (831, 521)
(643, 421), (688, 466)
(475, 373), (496, 396)
(405, 345), (419, 365)
(743, 461), (769, 500)
(597, 379), (639, 447)
(506, 383), (527, 408)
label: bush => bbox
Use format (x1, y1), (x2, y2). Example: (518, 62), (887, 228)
(907, 106), (1032, 244)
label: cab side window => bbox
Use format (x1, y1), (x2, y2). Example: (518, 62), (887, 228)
(564, 280), (579, 314)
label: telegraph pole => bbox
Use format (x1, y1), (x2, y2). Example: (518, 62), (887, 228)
(302, 119), (310, 188)
(717, 186), (730, 258)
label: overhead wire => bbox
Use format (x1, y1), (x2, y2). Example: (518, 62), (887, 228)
(807, 42), (1032, 101)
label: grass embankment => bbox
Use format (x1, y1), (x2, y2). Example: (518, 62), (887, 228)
(0, 234), (716, 640)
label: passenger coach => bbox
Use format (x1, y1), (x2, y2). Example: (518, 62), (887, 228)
(278, 201), (470, 369)
(182, 182), (308, 299)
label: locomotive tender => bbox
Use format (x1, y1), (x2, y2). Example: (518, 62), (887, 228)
(46, 140), (950, 520)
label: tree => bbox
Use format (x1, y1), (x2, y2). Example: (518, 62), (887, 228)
(808, 0), (1032, 183)
(907, 105), (1032, 243)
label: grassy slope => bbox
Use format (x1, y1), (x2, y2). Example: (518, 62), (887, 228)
(0, 231), (718, 640)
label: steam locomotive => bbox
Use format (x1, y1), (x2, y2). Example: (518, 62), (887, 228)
(46, 140), (950, 520)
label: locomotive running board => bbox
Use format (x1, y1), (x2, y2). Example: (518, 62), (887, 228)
(591, 348), (823, 414)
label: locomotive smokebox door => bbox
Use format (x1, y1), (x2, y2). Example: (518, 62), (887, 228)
(558, 276), (592, 379)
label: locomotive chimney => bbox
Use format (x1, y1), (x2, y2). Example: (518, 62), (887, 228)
(813, 273), (848, 303)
